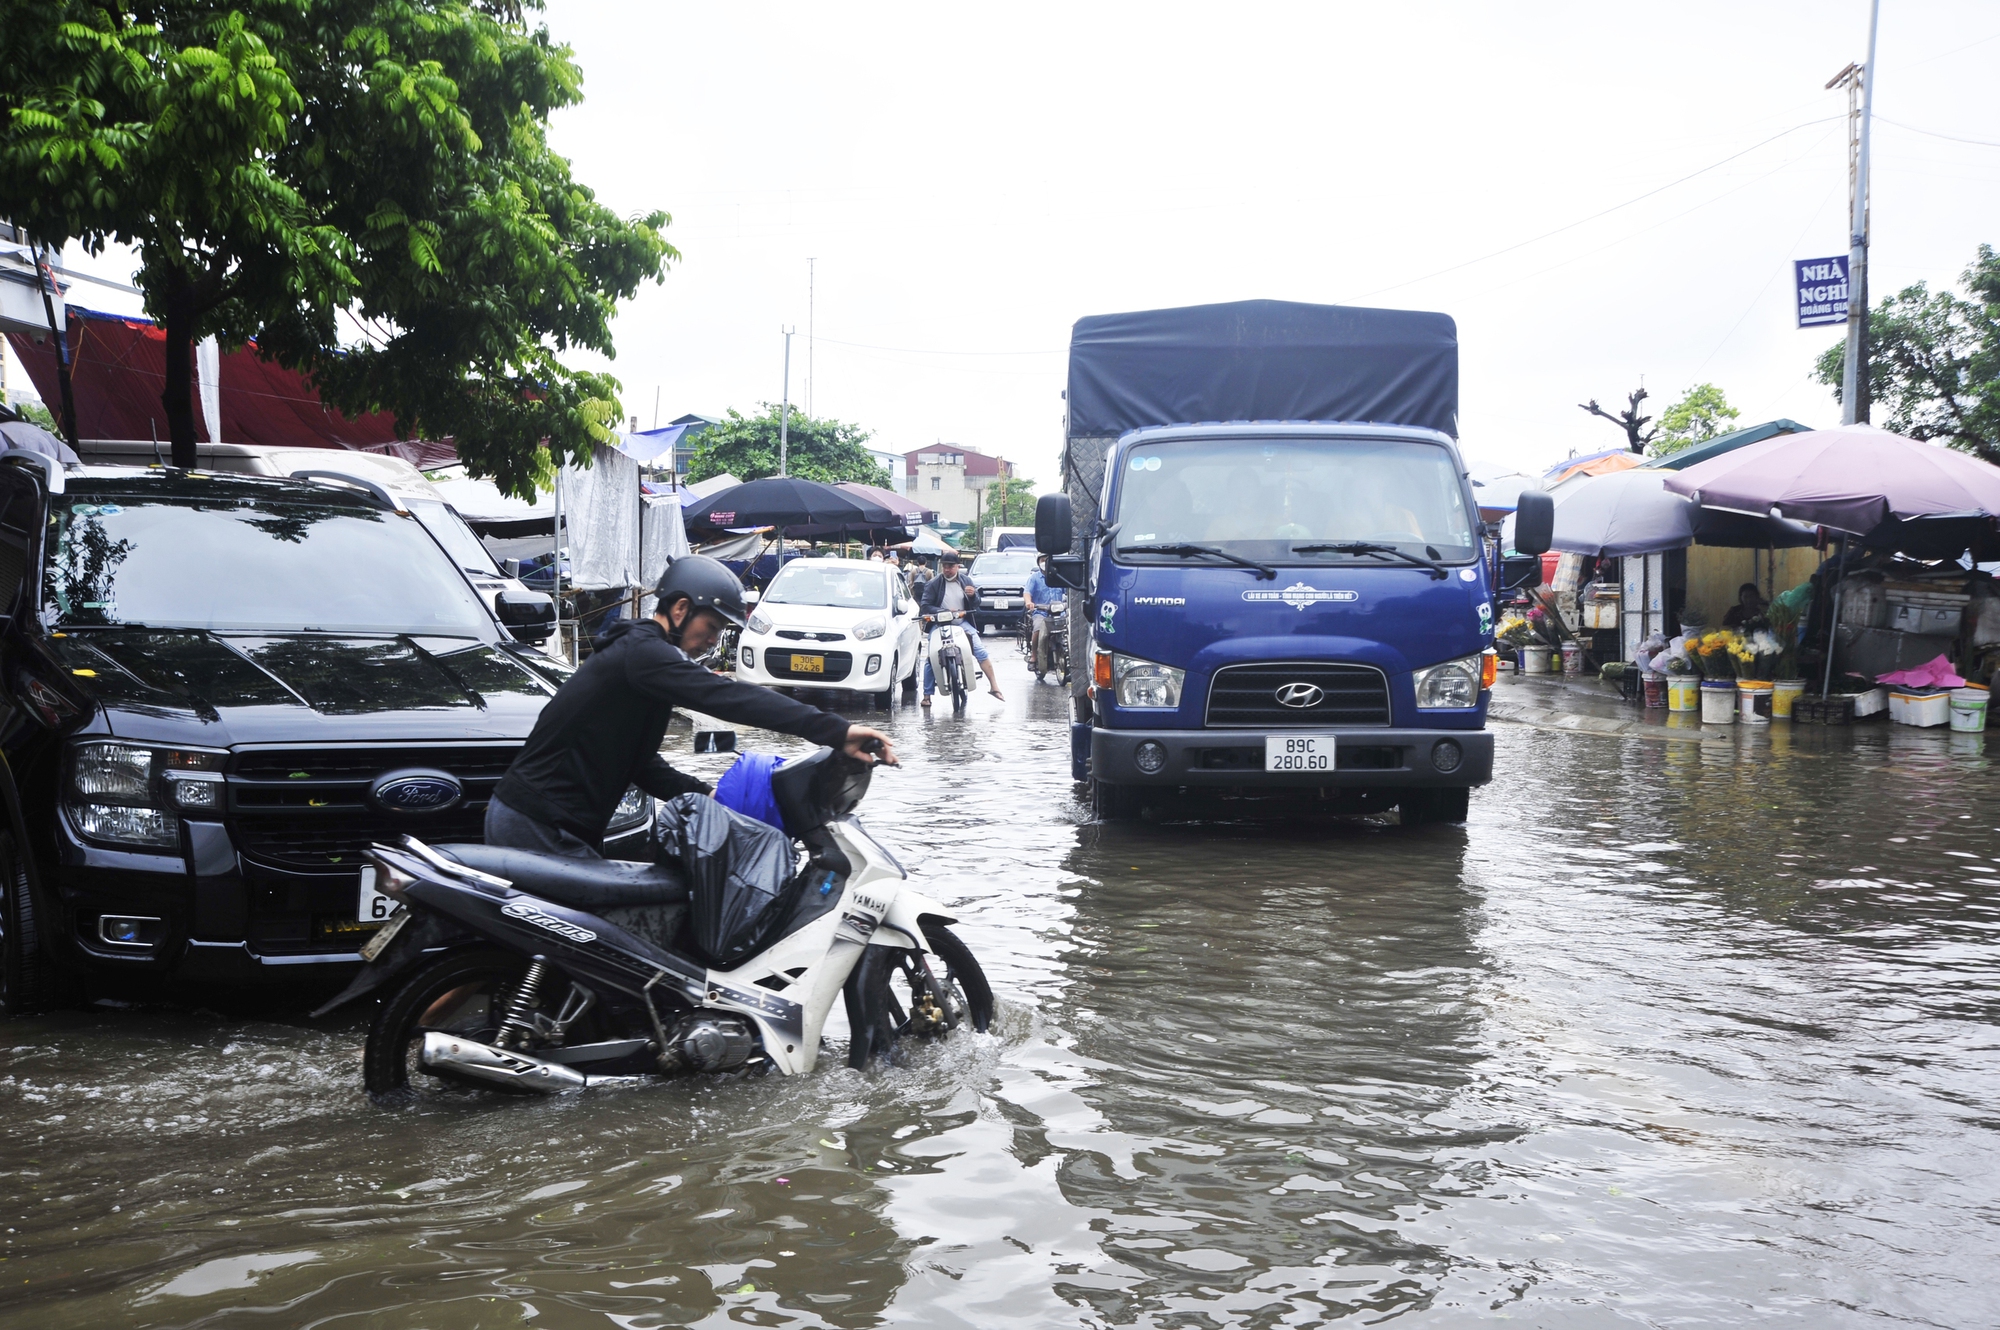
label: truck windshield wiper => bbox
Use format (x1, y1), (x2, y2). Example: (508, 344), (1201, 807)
(1292, 542), (1448, 580)
(1119, 543), (1277, 580)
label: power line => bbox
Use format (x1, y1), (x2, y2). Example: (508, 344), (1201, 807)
(1875, 115), (2000, 149)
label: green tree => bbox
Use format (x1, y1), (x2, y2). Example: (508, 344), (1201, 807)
(1816, 244), (2000, 462)
(968, 475), (1036, 548)
(685, 405), (890, 488)
(1, 0), (671, 491)
(1650, 382), (1740, 458)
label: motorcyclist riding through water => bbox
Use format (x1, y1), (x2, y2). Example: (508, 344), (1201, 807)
(489, 555), (896, 856)
(1023, 554), (1065, 684)
(918, 550), (1004, 706)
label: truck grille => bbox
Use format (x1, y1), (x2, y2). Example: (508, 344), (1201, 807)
(767, 650), (853, 682)
(227, 742), (518, 870)
(1204, 662), (1391, 728)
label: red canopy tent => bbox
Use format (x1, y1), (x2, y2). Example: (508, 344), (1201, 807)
(4, 305), (454, 467)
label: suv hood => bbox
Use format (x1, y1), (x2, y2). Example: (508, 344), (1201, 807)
(48, 630), (556, 746)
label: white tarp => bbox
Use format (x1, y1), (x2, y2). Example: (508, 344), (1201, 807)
(430, 475), (555, 526)
(562, 443), (642, 591)
(637, 495), (691, 617)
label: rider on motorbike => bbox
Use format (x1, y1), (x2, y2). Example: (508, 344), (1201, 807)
(918, 550), (1004, 706)
(489, 555), (896, 857)
(1024, 554), (1064, 683)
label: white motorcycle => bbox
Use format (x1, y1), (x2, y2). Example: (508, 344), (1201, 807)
(316, 742), (993, 1097)
(924, 610), (978, 713)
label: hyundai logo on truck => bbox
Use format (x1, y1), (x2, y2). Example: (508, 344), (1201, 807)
(371, 770), (464, 813)
(1275, 683), (1324, 708)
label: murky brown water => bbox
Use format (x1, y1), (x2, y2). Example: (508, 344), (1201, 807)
(5, 647), (1999, 1327)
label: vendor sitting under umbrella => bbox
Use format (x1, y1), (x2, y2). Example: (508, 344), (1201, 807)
(1723, 582), (1766, 629)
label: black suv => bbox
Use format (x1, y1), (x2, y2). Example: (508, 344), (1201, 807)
(0, 459), (651, 1012)
(967, 550), (1039, 634)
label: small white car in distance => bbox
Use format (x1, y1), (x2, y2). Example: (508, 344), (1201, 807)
(736, 558), (922, 707)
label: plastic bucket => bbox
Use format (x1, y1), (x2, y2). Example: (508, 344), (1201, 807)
(1667, 676), (1700, 712)
(1560, 643), (1583, 678)
(1522, 645), (1554, 674)
(1771, 679), (1805, 719)
(1950, 685), (1989, 732)
(1643, 675), (1667, 708)
(1736, 681), (1773, 725)
(1700, 679), (1737, 725)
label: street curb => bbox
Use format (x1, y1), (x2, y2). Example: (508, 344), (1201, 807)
(1487, 701), (1729, 744)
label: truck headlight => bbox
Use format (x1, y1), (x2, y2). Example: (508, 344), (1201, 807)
(747, 610), (773, 635)
(1112, 652), (1185, 708)
(606, 784), (653, 834)
(852, 615), (887, 641)
(1413, 654), (1484, 709)
(66, 740), (227, 850)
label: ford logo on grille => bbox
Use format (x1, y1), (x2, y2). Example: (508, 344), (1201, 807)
(1275, 682), (1324, 709)
(371, 769), (463, 814)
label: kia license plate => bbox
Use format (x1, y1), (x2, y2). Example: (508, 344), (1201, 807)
(357, 864), (397, 924)
(1265, 734), (1336, 772)
(790, 654), (825, 674)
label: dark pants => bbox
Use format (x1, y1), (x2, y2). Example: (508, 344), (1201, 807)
(485, 795), (600, 859)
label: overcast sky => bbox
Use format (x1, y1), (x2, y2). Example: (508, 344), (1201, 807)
(16, 2), (1999, 488)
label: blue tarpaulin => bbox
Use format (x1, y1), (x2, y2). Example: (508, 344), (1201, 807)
(1066, 299), (1458, 439)
(713, 752), (788, 830)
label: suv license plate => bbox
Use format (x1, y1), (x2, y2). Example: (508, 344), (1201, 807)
(1266, 734), (1335, 772)
(358, 864), (397, 923)
(789, 654), (825, 674)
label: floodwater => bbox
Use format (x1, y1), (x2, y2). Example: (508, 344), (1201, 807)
(5, 645), (1999, 1328)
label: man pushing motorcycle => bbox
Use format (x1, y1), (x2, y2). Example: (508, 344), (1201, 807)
(489, 556), (895, 857)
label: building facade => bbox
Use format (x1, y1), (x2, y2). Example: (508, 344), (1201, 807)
(903, 444), (1013, 527)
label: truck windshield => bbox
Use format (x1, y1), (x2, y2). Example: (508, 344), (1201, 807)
(44, 493), (493, 636)
(764, 563), (887, 609)
(1113, 436), (1476, 564)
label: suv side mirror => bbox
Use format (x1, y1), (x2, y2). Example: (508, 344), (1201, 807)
(1036, 493), (1073, 555)
(1513, 491), (1554, 556)
(496, 587), (556, 642)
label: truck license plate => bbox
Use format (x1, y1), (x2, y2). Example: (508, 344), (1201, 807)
(790, 654), (825, 674)
(357, 864), (397, 924)
(1266, 734), (1335, 772)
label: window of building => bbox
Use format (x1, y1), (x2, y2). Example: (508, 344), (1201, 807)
(930, 476), (941, 491)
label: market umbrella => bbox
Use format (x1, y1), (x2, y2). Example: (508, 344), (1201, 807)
(0, 419), (81, 465)
(1545, 448), (1645, 487)
(900, 526), (954, 556)
(836, 481), (937, 527)
(1465, 458), (1541, 520)
(1550, 468), (1816, 558)
(689, 476), (898, 532)
(1661, 423), (2000, 536)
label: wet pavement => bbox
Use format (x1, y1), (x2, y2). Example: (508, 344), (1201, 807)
(4, 640), (1998, 1327)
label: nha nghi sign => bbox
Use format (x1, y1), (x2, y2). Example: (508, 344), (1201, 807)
(1795, 256), (1849, 329)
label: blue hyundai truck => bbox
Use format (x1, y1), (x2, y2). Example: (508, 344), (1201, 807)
(1037, 298), (1552, 824)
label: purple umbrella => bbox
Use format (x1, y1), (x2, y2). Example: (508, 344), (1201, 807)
(1660, 423), (2000, 536)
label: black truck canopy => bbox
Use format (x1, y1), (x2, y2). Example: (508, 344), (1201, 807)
(1066, 299), (1458, 439)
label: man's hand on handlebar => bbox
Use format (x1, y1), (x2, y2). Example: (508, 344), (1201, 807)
(844, 726), (898, 766)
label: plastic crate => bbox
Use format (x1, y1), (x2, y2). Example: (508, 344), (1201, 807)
(1795, 694), (1855, 725)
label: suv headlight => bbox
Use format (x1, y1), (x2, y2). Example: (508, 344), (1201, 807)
(606, 784), (653, 834)
(747, 609), (773, 635)
(852, 615), (887, 641)
(1413, 654), (1485, 709)
(66, 740), (227, 850)
(1111, 652), (1185, 708)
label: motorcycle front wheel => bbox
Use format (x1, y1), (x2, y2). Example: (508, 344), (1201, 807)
(363, 947), (605, 1099)
(844, 922), (994, 1069)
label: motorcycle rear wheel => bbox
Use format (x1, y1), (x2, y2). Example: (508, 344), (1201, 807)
(844, 921), (994, 1070)
(363, 947), (605, 1099)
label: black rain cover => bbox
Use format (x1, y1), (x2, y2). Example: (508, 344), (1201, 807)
(1066, 299), (1457, 438)
(656, 793), (797, 966)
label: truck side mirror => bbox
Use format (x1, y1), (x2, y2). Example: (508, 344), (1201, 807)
(1049, 553), (1087, 591)
(1513, 491), (1554, 556)
(1036, 493), (1073, 555)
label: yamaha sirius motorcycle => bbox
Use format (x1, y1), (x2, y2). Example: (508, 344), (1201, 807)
(924, 610), (976, 713)
(318, 744), (992, 1098)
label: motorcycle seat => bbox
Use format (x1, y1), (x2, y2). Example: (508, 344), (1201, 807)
(434, 844), (691, 909)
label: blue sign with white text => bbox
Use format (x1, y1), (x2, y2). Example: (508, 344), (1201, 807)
(1796, 256), (1850, 328)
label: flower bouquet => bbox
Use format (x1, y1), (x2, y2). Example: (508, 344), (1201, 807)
(1691, 630), (1741, 680)
(1764, 600), (1802, 679)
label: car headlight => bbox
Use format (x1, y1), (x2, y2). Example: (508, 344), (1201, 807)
(747, 610), (773, 635)
(852, 615), (887, 641)
(1112, 652), (1185, 708)
(607, 784), (653, 834)
(1413, 654), (1485, 709)
(66, 740), (227, 850)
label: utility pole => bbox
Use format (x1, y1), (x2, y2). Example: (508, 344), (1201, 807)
(1837, 0), (1880, 426)
(779, 326), (794, 477)
(652, 385), (660, 430)
(806, 258), (815, 418)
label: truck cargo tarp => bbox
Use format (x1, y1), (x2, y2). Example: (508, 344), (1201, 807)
(1067, 299), (1457, 438)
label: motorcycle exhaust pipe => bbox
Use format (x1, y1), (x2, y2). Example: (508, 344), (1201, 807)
(420, 1030), (589, 1093)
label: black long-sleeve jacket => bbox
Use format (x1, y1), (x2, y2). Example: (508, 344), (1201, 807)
(494, 619), (851, 848)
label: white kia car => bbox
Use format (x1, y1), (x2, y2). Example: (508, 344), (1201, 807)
(736, 558), (923, 707)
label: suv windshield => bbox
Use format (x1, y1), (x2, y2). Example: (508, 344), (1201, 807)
(407, 499), (501, 577)
(763, 563), (887, 610)
(971, 553), (1037, 581)
(1113, 436), (1476, 563)
(45, 490), (492, 635)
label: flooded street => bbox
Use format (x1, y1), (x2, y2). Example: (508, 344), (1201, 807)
(4, 648), (1998, 1328)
